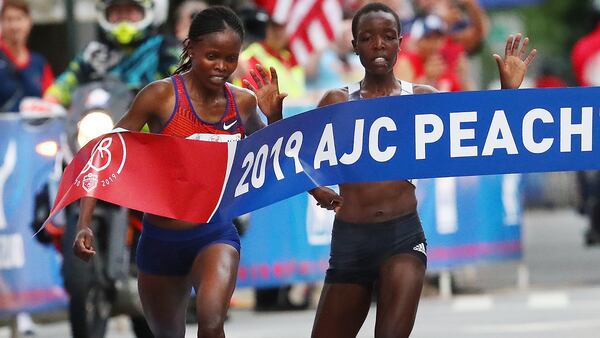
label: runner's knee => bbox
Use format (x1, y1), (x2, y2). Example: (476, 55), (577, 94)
(150, 325), (186, 338)
(375, 320), (414, 338)
(196, 318), (225, 338)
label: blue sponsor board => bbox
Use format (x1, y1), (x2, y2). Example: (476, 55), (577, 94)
(239, 175), (522, 287)
(0, 115), (67, 317)
(417, 175), (522, 270)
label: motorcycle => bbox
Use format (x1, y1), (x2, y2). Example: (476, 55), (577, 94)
(31, 79), (153, 338)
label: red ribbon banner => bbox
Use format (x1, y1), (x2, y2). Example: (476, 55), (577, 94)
(49, 131), (236, 224)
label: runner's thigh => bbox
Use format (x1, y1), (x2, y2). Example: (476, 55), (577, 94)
(138, 271), (191, 338)
(311, 282), (373, 338)
(191, 243), (240, 334)
(375, 254), (425, 338)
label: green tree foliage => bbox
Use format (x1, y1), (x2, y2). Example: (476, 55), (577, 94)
(519, 0), (599, 82)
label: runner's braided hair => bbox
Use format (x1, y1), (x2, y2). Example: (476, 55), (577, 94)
(351, 2), (402, 39)
(174, 6), (245, 74)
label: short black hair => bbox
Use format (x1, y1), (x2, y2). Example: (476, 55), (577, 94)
(188, 5), (245, 42)
(174, 6), (245, 74)
(351, 2), (402, 39)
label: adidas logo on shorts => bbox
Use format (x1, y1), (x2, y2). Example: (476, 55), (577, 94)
(413, 243), (426, 256)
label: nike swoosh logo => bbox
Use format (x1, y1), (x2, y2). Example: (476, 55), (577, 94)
(223, 120), (237, 130)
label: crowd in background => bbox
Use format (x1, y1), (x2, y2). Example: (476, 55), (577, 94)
(3, 0), (587, 115)
(2, 0), (599, 335)
(0, 0), (526, 117)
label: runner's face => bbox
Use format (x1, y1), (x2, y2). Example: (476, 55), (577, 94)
(190, 28), (242, 90)
(0, 7), (32, 46)
(353, 11), (401, 75)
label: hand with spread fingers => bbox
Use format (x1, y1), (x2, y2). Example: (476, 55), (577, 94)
(494, 33), (537, 89)
(242, 64), (287, 124)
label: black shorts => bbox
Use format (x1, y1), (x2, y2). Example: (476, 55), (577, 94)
(325, 213), (427, 285)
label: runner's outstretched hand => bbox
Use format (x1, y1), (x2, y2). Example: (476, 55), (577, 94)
(243, 64), (287, 124)
(494, 33), (537, 89)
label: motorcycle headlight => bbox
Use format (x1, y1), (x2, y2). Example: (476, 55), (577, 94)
(36, 141), (59, 157)
(77, 112), (114, 149)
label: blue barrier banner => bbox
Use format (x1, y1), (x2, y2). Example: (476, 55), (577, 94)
(238, 174), (522, 287)
(50, 87), (600, 225)
(416, 175), (522, 270)
(0, 115), (67, 317)
(238, 193), (331, 287)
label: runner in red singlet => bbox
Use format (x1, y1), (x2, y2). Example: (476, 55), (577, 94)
(72, 7), (286, 338)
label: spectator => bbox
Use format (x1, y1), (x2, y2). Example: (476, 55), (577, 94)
(535, 64), (566, 88)
(174, 0), (208, 42)
(395, 14), (463, 92)
(572, 19), (600, 87)
(411, 0), (489, 90)
(305, 19), (364, 94)
(572, 17), (600, 245)
(237, 5), (268, 47)
(0, 0), (53, 113)
(415, 0), (488, 54)
(442, 0), (489, 54)
(237, 16), (306, 99)
(0, 1), (55, 334)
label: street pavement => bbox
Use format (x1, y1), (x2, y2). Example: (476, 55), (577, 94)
(2, 209), (599, 338)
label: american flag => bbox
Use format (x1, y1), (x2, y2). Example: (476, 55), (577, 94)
(256, 0), (343, 64)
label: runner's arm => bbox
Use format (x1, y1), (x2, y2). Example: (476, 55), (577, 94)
(113, 79), (174, 130)
(74, 79), (173, 261)
(494, 34), (537, 89)
(306, 89), (348, 211)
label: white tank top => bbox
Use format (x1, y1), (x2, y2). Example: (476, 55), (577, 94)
(347, 80), (414, 100)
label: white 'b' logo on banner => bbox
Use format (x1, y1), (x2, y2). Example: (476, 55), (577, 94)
(81, 137), (113, 174)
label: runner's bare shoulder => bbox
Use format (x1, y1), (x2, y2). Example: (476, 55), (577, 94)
(412, 84), (439, 94)
(318, 87), (350, 108)
(134, 78), (176, 116)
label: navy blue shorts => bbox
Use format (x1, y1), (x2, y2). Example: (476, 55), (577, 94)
(136, 218), (240, 276)
(325, 213), (427, 285)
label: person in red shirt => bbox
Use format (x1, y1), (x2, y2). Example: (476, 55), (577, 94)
(395, 14), (462, 92)
(0, 0), (53, 112)
(572, 23), (600, 87)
